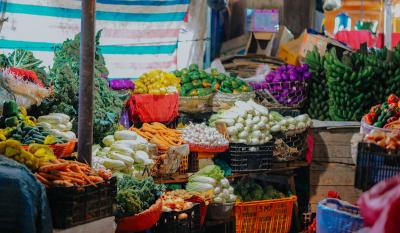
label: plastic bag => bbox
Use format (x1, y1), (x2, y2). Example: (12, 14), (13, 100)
(159, 144), (189, 175)
(323, 0), (341, 11)
(357, 176), (400, 233)
(109, 79), (135, 90)
(127, 93), (179, 123)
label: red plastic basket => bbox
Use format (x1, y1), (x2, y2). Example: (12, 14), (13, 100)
(21, 140), (77, 159)
(116, 199), (163, 233)
(188, 143), (229, 153)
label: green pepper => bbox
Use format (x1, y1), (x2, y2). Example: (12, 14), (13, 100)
(189, 64), (199, 71)
(221, 88), (232, 94)
(216, 73), (227, 81)
(173, 70), (182, 77)
(181, 68), (189, 75)
(180, 88), (187, 96)
(231, 81), (239, 89)
(5, 116), (19, 127)
(373, 121), (385, 128)
(191, 80), (202, 88)
(197, 88), (213, 96)
(180, 74), (191, 84)
(188, 89), (198, 96)
(199, 70), (207, 79)
(211, 68), (219, 77)
(182, 83), (193, 91)
(221, 81), (232, 89)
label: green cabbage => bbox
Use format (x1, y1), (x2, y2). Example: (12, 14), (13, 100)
(192, 165), (225, 181)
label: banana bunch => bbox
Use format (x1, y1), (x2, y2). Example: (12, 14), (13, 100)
(0, 139), (56, 170)
(324, 48), (375, 121)
(305, 47), (330, 120)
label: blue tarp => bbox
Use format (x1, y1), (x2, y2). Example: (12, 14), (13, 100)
(0, 155), (52, 233)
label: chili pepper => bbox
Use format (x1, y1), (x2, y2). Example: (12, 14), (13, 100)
(387, 117), (398, 124)
(364, 114), (374, 125)
(388, 94), (399, 104)
(370, 104), (381, 114)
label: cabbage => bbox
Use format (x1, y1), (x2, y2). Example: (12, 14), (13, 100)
(220, 178), (230, 188)
(190, 176), (217, 186)
(133, 150), (149, 164)
(192, 165), (225, 181)
(186, 182), (214, 192)
(102, 135), (115, 146)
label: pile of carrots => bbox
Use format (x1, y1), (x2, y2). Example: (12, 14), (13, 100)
(129, 122), (184, 151)
(34, 159), (112, 188)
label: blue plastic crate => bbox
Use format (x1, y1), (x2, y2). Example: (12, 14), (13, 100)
(316, 198), (364, 233)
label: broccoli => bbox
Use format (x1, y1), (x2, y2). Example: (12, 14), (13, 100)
(116, 189), (143, 218)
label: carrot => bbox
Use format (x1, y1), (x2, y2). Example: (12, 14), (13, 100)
(60, 175), (85, 185)
(39, 162), (69, 172)
(159, 134), (179, 146)
(52, 180), (74, 187)
(39, 172), (62, 181)
(35, 173), (50, 186)
(72, 165), (97, 187)
(88, 176), (104, 183)
(141, 124), (158, 134)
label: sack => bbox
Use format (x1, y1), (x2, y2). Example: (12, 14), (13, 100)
(358, 176), (400, 233)
(127, 93), (178, 123)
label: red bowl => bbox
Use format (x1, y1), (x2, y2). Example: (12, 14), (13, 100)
(116, 199), (162, 233)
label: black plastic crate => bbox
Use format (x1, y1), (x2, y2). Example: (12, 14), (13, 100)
(355, 143), (400, 191)
(188, 152), (199, 173)
(227, 142), (274, 173)
(273, 130), (309, 161)
(46, 177), (117, 229)
(153, 203), (201, 233)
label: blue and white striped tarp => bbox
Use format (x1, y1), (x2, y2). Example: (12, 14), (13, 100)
(0, 0), (190, 79)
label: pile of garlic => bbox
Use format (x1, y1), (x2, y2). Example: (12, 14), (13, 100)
(182, 123), (228, 147)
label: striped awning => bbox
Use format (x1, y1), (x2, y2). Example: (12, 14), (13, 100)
(0, 0), (190, 79)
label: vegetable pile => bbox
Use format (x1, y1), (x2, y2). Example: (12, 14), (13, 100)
(175, 64), (252, 96)
(269, 112), (312, 134)
(363, 129), (400, 150)
(116, 175), (165, 218)
(182, 123), (228, 148)
(133, 69), (180, 95)
(34, 159), (112, 188)
(0, 140), (56, 170)
(92, 130), (153, 175)
(34, 32), (124, 143)
(209, 100), (272, 145)
(129, 123), (184, 151)
(305, 48), (330, 120)
(363, 94), (400, 129)
(234, 179), (288, 202)
(186, 165), (237, 204)
(251, 64), (311, 106)
(37, 113), (76, 141)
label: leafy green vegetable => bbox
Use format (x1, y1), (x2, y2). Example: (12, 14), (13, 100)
(32, 31), (126, 143)
(116, 175), (165, 218)
(190, 165), (225, 182)
(234, 179), (288, 202)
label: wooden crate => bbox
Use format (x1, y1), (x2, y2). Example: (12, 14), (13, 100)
(310, 122), (362, 211)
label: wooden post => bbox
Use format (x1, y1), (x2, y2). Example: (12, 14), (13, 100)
(78, 0), (96, 165)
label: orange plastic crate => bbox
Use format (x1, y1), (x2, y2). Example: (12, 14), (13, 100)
(235, 196), (297, 233)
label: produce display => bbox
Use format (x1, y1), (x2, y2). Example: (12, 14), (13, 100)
(269, 112), (312, 134)
(324, 48), (375, 121)
(363, 129), (400, 150)
(92, 130), (153, 175)
(234, 179), (288, 202)
(305, 48), (330, 120)
(250, 64), (311, 106)
(182, 123), (228, 148)
(133, 69), (180, 95)
(37, 113), (76, 140)
(363, 94), (400, 129)
(32, 32), (125, 144)
(209, 100), (273, 145)
(186, 165), (237, 204)
(0, 140), (56, 170)
(129, 123), (184, 151)
(0, 49), (48, 87)
(116, 175), (165, 218)
(34, 159), (112, 188)
(175, 64), (252, 96)
(0, 100), (35, 128)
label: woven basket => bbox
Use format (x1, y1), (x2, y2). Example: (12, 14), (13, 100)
(21, 140), (77, 159)
(211, 91), (256, 112)
(179, 95), (213, 113)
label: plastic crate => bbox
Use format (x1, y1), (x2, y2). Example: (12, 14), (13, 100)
(153, 203), (201, 233)
(188, 152), (199, 173)
(235, 196), (297, 233)
(46, 177), (116, 229)
(355, 142), (400, 191)
(316, 198), (364, 233)
(273, 130), (308, 161)
(228, 142), (274, 173)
